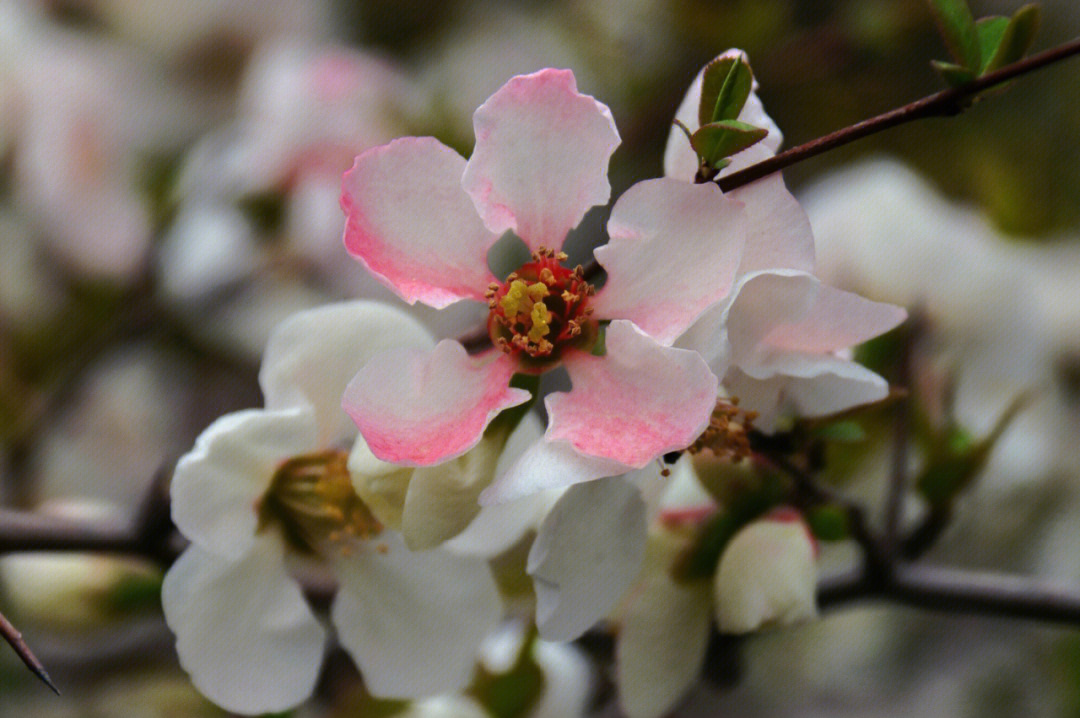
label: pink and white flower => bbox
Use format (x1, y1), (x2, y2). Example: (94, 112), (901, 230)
(665, 51), (907, 429)
(162, 301), (503, 714)
(341, 68), (755, 500)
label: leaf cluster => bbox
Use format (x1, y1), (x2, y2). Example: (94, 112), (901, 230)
(928, 0), (1040, 87)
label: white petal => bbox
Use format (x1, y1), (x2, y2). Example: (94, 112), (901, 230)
(714, 513), (818, 633)
(729, 355), (889, 430)
(347, 433), (414, 531)
(531, 639), (593, 718)
(462, 69), (620, 252)
(730, 173), (815, 275)
(260, 300), (435, 448)
(161, 537), (325, 715)
(480, 437), (631, 506)
(593, 178), (746, 345)
(171, 407), (317, 560)
(332, 534), (502, 698)
(616, 532), (713, 718)
(441, 415), (558, 558)
(528, 477), (647, 641)
(723, 269), (819, 366)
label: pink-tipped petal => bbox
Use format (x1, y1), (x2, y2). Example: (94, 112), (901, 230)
(546, 322), (718, 468)
(663, 49), (783, 183)
(723, 270), (819, 364)
(341, 137), (498, 308)
(343, 342), (530, 467)
(765, 280), (908, 355)
(462, 69), (620, 252)
(593, 178), (746, 345)
(727, 357), (890, 432)
(731, 173), (815, 275)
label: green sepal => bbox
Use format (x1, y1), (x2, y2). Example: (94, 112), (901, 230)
(671, 473), (785, 582)
(931, 59), (976, 87)
(590, 320), (610, 356)
(927, 0), (982, 72)
(982, 4), (1040, 74)
(811, 419), (867, 444)
(690, 120), (769, 169)
(469, 628), (545, 718)
(915, 392), (1030, 507)
(807, 504), (850, 542)
(698, 54), (754, 127)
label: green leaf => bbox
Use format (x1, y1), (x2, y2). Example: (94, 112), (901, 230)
(690, 120), (769, 169)
(927, 0), (982, 72)
(698, 54), (754, 127)
(976, 16), (1010, 73)
(983, 4), (1040, 74)
(915, 392), (1030, 507)
(931, 59), (976, 87)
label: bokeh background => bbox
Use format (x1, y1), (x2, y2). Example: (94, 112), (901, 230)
(2, 0), (1080, 715)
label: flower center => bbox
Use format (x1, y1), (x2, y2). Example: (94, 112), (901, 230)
(486, 248), (596, 366)
(258, 449), (382, 556)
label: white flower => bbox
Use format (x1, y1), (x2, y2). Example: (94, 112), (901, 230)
(162, 301), (504, 714)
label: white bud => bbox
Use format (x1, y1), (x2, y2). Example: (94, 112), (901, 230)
(714, 509), (818, 634)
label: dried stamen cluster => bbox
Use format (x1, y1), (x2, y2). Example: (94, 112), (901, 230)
(687, 399), (758, 463)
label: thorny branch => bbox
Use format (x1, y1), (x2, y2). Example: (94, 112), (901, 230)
(0, 608), (58, 694)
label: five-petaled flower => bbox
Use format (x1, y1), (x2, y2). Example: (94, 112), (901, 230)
(162, 301), (502, 715)
(340, 68), (761, 502)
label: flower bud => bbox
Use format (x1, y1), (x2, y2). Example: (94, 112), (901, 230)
(713, 507), (817, 634)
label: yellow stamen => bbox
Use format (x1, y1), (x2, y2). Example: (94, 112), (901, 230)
(528, 301), (551, 342)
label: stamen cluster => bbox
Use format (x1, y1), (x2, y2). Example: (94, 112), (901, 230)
(687, 399), (758, 463)
(486, 248), (596, 364)
(259, 449), (382, 555)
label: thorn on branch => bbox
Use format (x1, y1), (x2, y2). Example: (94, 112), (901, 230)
(0, 608), (59, 695)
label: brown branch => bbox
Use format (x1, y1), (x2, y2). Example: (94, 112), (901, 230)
(715, 36), (1080, 193)
(818, 564), (1080, 626)
(0, 608), (59, 694)
(0, 464), (182, 563)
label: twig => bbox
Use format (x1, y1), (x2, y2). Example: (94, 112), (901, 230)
(715, 36), (1080, 192)
(818, 564), (1080, 626)
(0, 464), (182, 562)
(0, 608), (59, 694)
